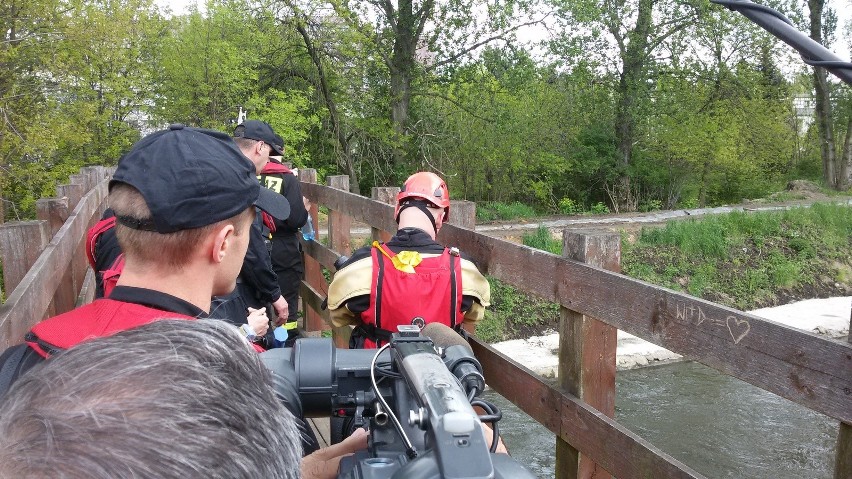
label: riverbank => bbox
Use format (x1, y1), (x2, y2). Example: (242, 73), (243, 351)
(492, 296), (850, 376)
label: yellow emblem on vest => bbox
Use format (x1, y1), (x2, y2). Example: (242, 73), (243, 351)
(259, 175), (284, 194)
(373, 241), (422, 273)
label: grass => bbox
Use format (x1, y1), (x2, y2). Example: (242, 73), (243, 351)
(521, 226), (561, 254)
(476, 202), (537, 222)
(622, 203), (852, 310)
(476, 202), (851, 341)
(477, 276), (560, 343)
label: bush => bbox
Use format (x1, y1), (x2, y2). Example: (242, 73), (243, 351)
(590, 202), (610, 214)
(639, 199), (662, 212)
(476, 201), (537, 222)
(558, 197), (581, 215)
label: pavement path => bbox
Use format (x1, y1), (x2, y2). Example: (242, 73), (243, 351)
(474, 197), (852, 237)
(325, 198), (852, 238)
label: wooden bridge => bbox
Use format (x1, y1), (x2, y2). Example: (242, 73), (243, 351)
(0, 167), (849, 479)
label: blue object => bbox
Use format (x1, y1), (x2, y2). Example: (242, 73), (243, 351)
(273, 326), (288, 348)
(301, 214), (315, 241)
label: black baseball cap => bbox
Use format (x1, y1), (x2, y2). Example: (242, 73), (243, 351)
(233, 120), (284, 156)
(110, 124), (290, 233)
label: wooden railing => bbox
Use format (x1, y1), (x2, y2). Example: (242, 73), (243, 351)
(297, 170), (852, 479)
(0, 166), (848, 478)
(0, 166), (112, 349)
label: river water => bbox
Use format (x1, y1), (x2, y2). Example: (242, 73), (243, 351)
(487, 360), (840, 479)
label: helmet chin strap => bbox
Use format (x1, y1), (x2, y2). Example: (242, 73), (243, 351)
(397, 200), (438, 235)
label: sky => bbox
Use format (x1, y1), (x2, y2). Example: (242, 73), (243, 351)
(157, 0), (850, 60)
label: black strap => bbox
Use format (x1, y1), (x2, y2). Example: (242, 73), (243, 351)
(374, 248), (385, 335)
(354, 324), (393, 345)
(449, 250), (457, 328)
(397, 200), (438, 235)
(0, 345), (28, 398)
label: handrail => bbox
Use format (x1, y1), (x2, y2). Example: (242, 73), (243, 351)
(0, 176), (109, 349)
(298, 176), (851, 479)
(0, 166), (846, 478)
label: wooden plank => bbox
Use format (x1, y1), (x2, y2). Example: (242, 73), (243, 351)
(0, 180), (108, 349)
(299, 280), (331, 326)
(447, 199), (476, 230)
(371, 187), (398, 242)
(469, 338), (705, 479)
(436, 225), (852, 424)
(302, 238), (340, 272)
(557, 230), (620, 479)
(76, 268), (97, 307)
(301, 183), (397, 234)
(36, 197), (76, 314)
(327, 176), (352, 257)
(835, 305), (852, 479)
(325, 174), (351, 348)
(300, 169), (324, 334)
(57, 183), (84, 212)
(0, 221), (50, 294)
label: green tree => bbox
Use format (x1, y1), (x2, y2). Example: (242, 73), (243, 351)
(551, 0), (704, 212)
(330, 0), (543, 180)
(1, 0), (165, 219)
(155, 0), (267, 129)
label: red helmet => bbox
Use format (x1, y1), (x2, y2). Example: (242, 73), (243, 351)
(394, 172), (450, 223)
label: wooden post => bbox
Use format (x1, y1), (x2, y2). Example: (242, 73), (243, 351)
(57, 183), (84, 212)
(36, 197), (70, 236)
(556, 230), (621, 479)
(0, 221), (51, 300)
(448, 200), (476, 229)
(327, 176), (352, 257)
(327, 175), (352, 348)
(36, 197), (74, 315)
(836, 303), (852, 478)
(371, 186), (399, 242)
(300, 169), (325, 337)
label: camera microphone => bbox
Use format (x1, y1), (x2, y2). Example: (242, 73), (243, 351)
(420, 323), (485, 397)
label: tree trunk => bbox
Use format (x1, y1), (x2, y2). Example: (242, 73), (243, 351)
(808, 0), (837, 189)
(841, 115), (852, 190)
(613, 0), (654, 213)
(388, 0), (419, 172)
(699, 159), (710, 208)
(292, 14), (360, 194)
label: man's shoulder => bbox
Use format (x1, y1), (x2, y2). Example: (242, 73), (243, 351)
(327, 255), (373, 309)
(0, 343), (44, 397)
(338, 244), (373, 268)
(31, 299), (193, 347)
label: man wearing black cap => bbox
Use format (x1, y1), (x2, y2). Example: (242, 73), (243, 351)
(258, 133), (312, 346)
(0, 124), (290, 390)
(215, 119), (291, 337)
(0, 125), (367, 475)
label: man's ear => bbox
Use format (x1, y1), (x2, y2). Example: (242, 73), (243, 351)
(211, 224), (236, 264)
(433, 208), (446, 231)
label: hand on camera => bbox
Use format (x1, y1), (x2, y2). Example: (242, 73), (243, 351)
(301, 427), (369, 479)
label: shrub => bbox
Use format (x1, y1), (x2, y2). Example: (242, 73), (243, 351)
(558, 197), (581, 215)
(590, 202), (610, 214)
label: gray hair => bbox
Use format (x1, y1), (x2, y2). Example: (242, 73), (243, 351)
(0, 319), (301, 479)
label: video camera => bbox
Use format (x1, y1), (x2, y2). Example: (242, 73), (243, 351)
(261, 323), (536, 479)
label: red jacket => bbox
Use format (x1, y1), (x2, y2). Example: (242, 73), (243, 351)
(26, 299), (195, 358)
